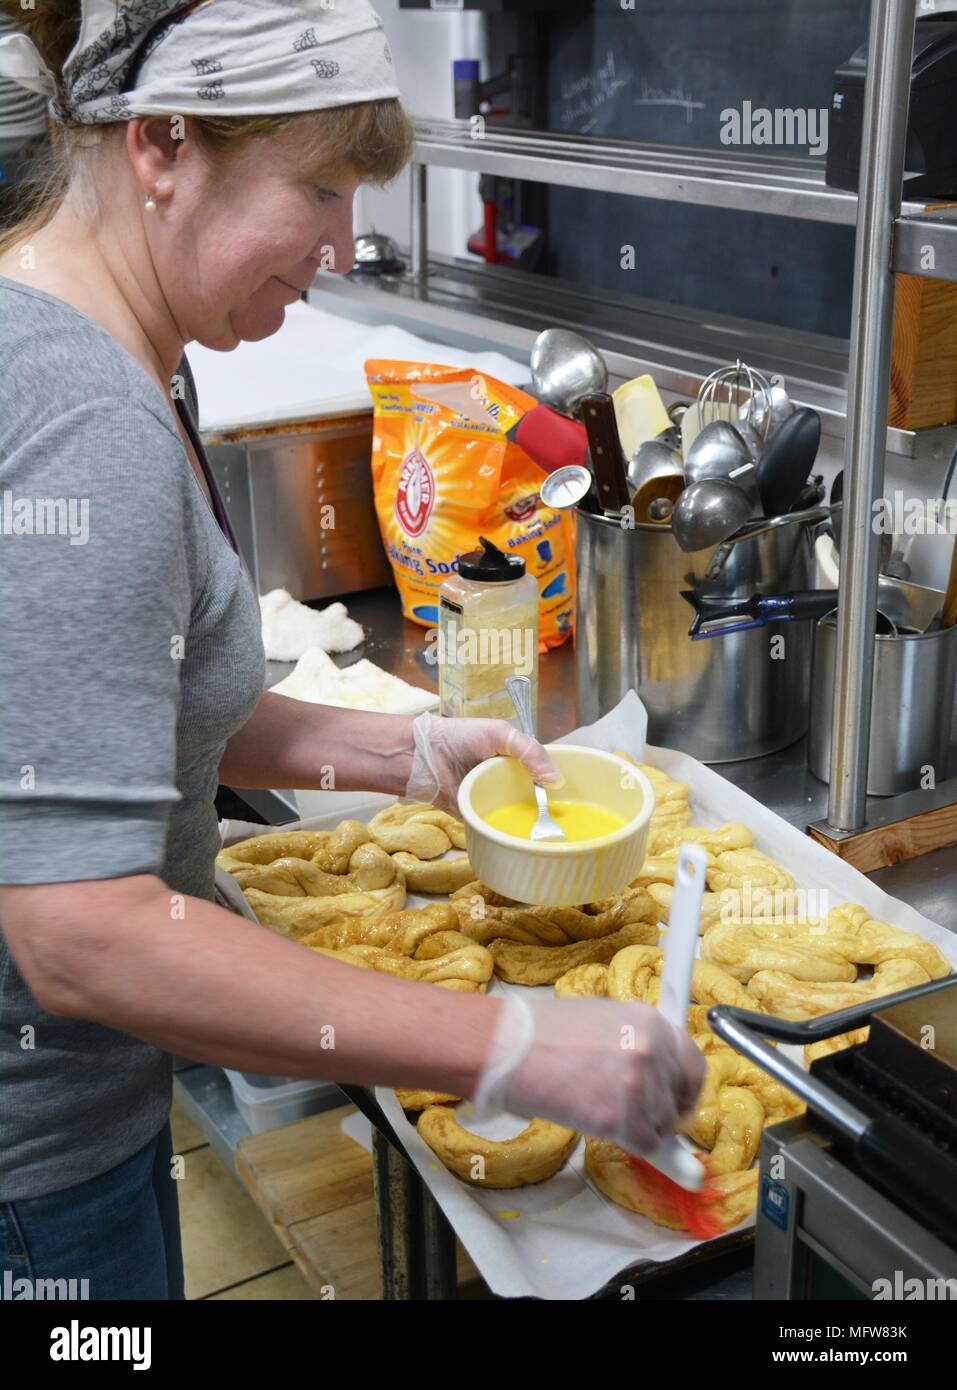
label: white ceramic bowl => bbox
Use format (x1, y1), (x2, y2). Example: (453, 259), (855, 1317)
(457, 744), (656, 907)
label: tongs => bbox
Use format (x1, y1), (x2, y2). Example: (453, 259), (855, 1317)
(707, 974), (957, 1237)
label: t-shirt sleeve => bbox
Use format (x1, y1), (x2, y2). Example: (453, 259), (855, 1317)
(0, 396), (197, 884)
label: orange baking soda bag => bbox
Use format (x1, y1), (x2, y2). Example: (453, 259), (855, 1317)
(365, 360), (575, 646)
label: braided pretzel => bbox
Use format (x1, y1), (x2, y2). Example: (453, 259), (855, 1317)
(804, 1028), (869, 1067)
(646, 883), (726, 933)
(368, 803), (467, 857)
(631, 849), (718, 888)
(217, 819), (371, 876)
(747, 957), (931, 1020)
(554, 963), (610, 997)
(647, 800), (693, 854)
(450, 880), (520, 907)
(299, 902), (455, 955)
(553, 947), (754, 1038)
(803, 905), (948, 979)
(417, 1108), (579, 1188)
(490, 919), (658, 986)
(584, 1139), (759, 1231)
(451, 885), (658, 947)
(706, 849), (796, 894)
(701, 922), (857, 984)
(229, 841), (399, 897)
(650, 821), (755, 858)
(307, 940), (493, 991)
(688, 1042), (804, 1144)
(244, 877), (407, 939)
(613, 754), (689, 804)
(390, 851), (474, 895)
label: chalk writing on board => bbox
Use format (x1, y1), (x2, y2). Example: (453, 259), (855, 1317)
(633, 79), (705, 125)
(558, 51), (629, 133)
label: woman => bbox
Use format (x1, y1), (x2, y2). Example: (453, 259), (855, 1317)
(0, 0), (704, 1299)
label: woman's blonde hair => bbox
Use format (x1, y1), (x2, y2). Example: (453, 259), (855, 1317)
(0, 2), (414, 256)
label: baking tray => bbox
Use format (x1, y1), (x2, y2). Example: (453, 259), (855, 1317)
(216, 711), (957, 1299)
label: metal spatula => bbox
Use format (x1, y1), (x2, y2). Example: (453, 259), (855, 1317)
(505, 676), (565, 842)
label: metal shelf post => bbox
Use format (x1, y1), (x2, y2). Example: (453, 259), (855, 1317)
(827, 0), (917, 832)
(410, 161), (428, 281)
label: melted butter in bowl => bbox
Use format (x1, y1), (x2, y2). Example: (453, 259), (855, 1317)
(483, 799), (627, 844)
(458, 744), (656, 906)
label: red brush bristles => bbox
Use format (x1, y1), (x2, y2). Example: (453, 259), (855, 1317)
(625, 1152), (727, 1241)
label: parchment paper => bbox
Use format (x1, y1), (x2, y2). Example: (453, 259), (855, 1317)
(218, 699), (957, 1299)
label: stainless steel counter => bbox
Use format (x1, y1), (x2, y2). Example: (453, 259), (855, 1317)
(252, 584), (957, 938)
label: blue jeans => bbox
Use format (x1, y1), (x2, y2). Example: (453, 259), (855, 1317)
(0, 1122), (184, 1300)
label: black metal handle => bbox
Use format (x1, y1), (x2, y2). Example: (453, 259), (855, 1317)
(709, 973), (957, 1048)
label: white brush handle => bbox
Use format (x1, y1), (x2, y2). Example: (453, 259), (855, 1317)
(635, 844), (709, 1191)
(658, 844), (708, 1030)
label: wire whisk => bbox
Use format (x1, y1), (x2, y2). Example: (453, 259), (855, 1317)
(697, 359), (775, 444)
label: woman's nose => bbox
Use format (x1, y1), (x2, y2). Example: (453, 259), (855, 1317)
(317, 210), (356, 277)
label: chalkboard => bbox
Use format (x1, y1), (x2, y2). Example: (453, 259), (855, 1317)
(543, 0), (872, 337)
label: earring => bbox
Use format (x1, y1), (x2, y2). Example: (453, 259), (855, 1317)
(144, 190), (156, 210)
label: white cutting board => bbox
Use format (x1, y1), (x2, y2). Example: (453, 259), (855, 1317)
(187, 300), (531, 435)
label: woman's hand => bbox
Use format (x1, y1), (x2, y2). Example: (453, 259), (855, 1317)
(472, 993), (706, 1154)
(405, 712), (563, 812)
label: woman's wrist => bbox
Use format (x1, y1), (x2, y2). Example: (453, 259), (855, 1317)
(295, 707), (415, 796)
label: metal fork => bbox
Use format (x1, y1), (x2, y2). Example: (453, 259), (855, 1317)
(505, 675), (566, 842)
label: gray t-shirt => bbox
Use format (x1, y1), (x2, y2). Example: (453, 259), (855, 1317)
(0, 277), (266, 1201)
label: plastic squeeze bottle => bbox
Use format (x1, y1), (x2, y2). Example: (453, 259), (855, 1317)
(438, 536), (539, 726)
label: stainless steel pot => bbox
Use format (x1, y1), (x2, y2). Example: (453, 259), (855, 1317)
(808, 615), (957, 795)
(575, 510), (814, 762)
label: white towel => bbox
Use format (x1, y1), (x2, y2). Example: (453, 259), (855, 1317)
(270, 645), (438, 716)
(259, 588), (364, 661)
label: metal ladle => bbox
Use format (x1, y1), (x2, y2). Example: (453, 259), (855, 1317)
(683, 419), (753, 486)
(530, 328), (608, 418)
(672, 476), (755, 553)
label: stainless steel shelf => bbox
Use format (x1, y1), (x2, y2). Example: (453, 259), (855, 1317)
(314, 257), (956, 462)
(412, 119), (926, 225)
(894, 207), (957, 281)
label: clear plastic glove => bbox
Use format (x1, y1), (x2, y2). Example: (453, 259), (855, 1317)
(471, 993), (706, 1155)
(405, 712), (563, 812)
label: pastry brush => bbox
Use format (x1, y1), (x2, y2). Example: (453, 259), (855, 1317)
(625, 843), (727, 1238)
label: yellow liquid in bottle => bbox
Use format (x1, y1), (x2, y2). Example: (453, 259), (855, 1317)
(483, 799), (626, 843)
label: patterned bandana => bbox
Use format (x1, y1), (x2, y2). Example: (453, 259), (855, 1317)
(0, 0), (399, 125)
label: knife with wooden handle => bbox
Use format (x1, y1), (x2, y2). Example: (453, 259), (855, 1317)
(581, 391), (632, 513)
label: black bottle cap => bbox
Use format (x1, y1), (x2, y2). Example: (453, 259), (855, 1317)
(457, 535), (526, 582)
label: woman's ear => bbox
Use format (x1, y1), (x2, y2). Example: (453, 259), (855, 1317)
(126, 116), (187, 203)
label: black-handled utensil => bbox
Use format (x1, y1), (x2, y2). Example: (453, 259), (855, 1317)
(787, 473), (825, 513)
(681, 589), (839, 638)
(681, 587), (896, 639)
(755, 406), (821, 515)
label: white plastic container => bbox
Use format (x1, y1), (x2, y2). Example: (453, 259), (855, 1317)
(224, 1069), (343, 1135)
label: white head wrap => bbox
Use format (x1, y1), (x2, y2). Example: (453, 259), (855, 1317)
(0, 0), (400, 126)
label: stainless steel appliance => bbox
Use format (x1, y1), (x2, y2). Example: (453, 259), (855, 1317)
(575, 510), (815, 762)
(204, 412), (392, 601)
(710, 978), (957, 1300)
